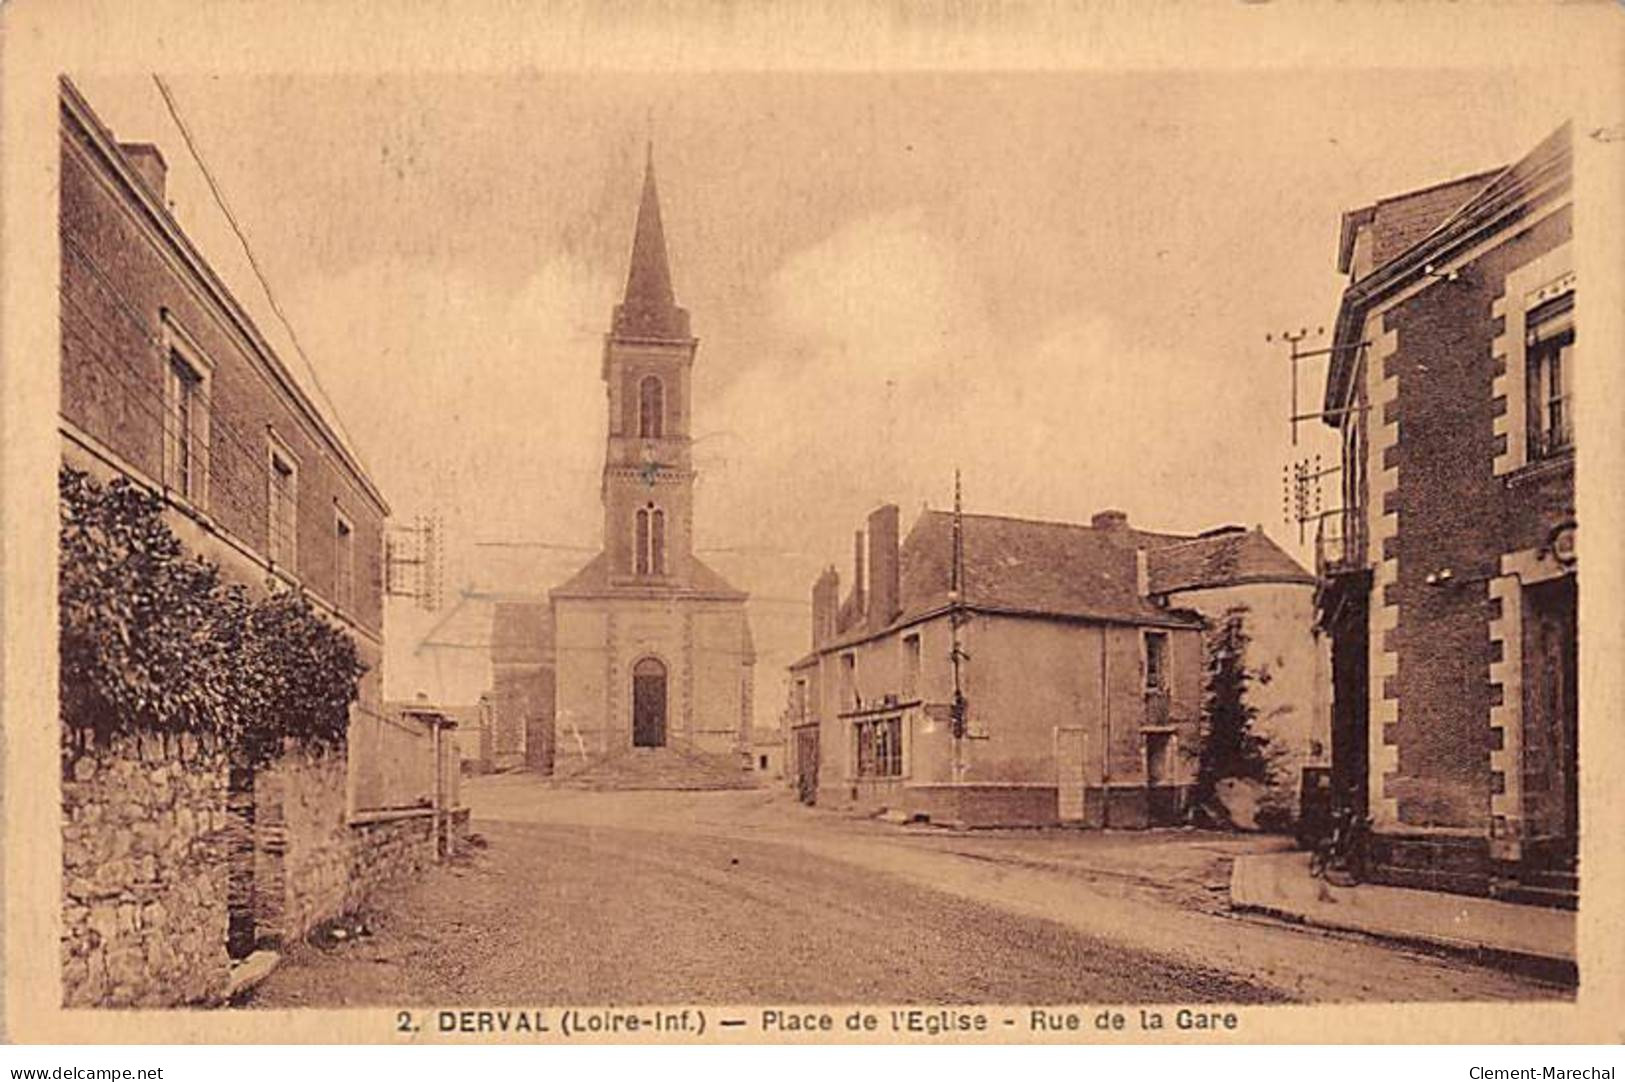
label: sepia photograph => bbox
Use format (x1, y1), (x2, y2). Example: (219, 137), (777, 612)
(3, 0), (1623, 1053)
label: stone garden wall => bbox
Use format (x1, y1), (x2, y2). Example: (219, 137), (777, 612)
(63, 732), (456, 1007)
(263, 751), (442, 946)
(61, 731), (232, 1007)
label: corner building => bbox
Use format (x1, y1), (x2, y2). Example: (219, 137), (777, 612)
(1317, 125), (1577, 905)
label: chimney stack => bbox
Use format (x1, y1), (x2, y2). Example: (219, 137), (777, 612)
(867, 504), (901, 632)
(118, 143), (168, 205)
(852, 529), (867, 620)
(811, 566), (840, 648)
(1091, 509), (1129, 532)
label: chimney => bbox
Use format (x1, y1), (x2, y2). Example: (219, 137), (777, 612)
(1091, 509), (1129, 533)
(118, 143), (167, 204)
(811, 566), (840, 648)
(867, 504), (901, 632)
(852, 529), (867, 620)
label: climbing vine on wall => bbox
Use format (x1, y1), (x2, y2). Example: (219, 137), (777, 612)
(1191, 606), (1274, 817)
(59, 465), (364, 766)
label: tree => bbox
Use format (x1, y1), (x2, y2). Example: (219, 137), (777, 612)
(1192, 607), (1272, 818)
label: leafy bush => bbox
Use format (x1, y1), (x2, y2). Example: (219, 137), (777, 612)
(59, 466), (364, 766)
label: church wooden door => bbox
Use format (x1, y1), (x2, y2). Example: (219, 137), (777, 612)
(632, 657), (667, 747)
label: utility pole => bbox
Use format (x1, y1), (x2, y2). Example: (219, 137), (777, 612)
(1269, 325), (1370, 445)
(386, 514), (444, 611)
(1270, 326), (1371, 561)
(948, 469), (968, 783)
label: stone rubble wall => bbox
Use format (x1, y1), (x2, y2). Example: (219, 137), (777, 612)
(258, 748), (353, 947)
(61, 731), (233, 1008)
(272, 748), (441, 942)
(350, 812), (437, 889)
(62, 732), (455, 1008)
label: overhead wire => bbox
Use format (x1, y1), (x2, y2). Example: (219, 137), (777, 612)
(149, 73), (374, 483)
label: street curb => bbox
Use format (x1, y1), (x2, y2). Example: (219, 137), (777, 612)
(1228, 899), (1577, 987)
(1228, 855), (1578, 987)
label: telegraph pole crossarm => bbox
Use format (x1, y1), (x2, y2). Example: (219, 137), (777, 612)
(1269, 326), (1371, 445)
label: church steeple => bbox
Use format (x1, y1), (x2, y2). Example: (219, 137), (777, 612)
(612, 144), (691, 341)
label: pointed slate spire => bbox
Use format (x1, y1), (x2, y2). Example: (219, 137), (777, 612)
(613, 142), (691, 340)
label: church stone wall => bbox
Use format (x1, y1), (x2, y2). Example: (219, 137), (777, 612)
(689, 606), (751, 754)
(552, 596), (750, 763)
(553, 602), (611, 764)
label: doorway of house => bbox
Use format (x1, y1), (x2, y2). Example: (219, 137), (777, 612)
(1055, 726), (1087, 823)
(794, 724), (820, 804)
(632, 657), (667, 748)
(1145, 729), (1180, 826)
(1522, 574), (1578, 866)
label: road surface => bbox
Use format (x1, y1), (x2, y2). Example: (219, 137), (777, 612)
(250, 779), (1567, 1006)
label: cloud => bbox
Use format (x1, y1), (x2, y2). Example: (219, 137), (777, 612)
(285, 256), (617, 701)
(290, 255), (613, 544)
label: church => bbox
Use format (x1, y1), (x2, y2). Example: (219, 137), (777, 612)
(549, 149), (756, 776)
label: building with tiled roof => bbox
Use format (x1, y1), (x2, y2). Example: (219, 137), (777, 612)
(1145, 526), (1317, 595)
(1317, 124), (1577, 906)
(1146, 526), (1329, 824)
(787, 504), (1209, 828)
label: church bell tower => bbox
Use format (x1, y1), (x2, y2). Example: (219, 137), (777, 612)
(600, 145), (697, 588)
(549, 144), (753, 766)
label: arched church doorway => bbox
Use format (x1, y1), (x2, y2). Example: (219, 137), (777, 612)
(632, 656), (667, 747)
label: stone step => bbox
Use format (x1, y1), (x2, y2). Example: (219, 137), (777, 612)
(1493, 882), (1579, 911)
(552, 745), (758, 791)
(1521, 868), (1579, 893)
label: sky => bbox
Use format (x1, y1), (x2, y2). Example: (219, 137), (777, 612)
(75, 68), (1573, 719)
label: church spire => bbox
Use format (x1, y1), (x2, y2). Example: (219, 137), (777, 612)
(613, 143), (690, 340)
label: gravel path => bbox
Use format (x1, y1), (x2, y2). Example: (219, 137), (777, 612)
(251, 819), (1283, 1006)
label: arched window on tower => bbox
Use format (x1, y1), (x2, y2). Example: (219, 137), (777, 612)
(638, 375), (664, 439)
(634, 503), (666, 576)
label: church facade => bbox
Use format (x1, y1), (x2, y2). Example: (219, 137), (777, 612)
(550, 151), (755, 770)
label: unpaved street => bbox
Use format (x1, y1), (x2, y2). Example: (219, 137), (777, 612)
(251, 778), (1568, 1007)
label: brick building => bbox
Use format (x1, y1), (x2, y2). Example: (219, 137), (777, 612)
(60, 76), (389, 721)
(549, 149), (755, 777)
(1316, 124), (1576, 904)
(58, 78), (453, 1004)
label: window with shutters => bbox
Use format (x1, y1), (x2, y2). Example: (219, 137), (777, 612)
(902, 633), (921, 700)
(267, 437), (299, 570)
(160, 313), (212, 508)
(1526, 293), (1574, 460)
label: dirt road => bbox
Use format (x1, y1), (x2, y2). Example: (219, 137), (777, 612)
(250, 779), (1568, 1006)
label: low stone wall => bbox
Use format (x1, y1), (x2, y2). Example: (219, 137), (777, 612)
(63, 731), (459, 1008)
(257, 749), (354, 947)
(1369, 833), (1492, 897)
(264, 753), (446, 945)
(351, 810), (437, 888)
(61, 731), (232, 1007)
